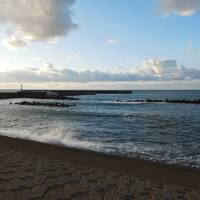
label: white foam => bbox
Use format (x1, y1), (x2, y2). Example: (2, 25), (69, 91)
(0, 125), (101, 150)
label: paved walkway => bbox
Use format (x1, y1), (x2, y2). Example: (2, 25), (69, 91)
(0, 146), (200, 200)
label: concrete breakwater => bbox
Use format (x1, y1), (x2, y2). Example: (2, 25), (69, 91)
(0, 90), (132, 100)
(14, 101), (76, 108)
(0, 91), (80, 100)
(116, 98), (200, 104)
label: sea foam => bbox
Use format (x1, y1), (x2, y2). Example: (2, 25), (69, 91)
(0, 126), (101, 150)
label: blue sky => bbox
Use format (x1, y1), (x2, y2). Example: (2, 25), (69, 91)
(73, 0), (200, 68)
(0, 0), (200, 89)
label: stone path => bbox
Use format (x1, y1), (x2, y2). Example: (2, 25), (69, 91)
(0, 146), (200, 200)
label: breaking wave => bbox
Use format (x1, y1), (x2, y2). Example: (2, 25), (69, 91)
(0, 125), (101, 150)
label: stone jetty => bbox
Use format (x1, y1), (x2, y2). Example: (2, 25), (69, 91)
(116, 98), (200, 104)
(15, 101), (76, 108)
(0, 90), (132, 100)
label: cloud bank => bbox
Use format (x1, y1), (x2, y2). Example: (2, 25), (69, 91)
(0, 60), (200, 83)
(157, 0), (200, 16)
(0, 0), (77, 49)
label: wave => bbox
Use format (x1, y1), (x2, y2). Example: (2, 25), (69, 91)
(1, 127), (200, 168)
(113, 100), (167, 105)
(0, 125), (101, 151)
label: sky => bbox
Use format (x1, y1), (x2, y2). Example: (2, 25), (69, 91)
(0, 0), (200, 90)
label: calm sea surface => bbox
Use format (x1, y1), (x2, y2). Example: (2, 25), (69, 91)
(0, 90), (200, 168)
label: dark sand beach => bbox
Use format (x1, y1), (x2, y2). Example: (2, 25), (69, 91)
(0, 135), (200, 200)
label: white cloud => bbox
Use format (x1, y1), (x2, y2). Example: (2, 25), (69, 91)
(2, 35), (28, 50)
(142, 59), (178, 74)
(0, 0), (77, 48)
(157, 0), (200, 16)
(0, 60), (200, 83)
(105, 37), (120, 45)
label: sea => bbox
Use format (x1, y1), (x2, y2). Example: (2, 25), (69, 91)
(0, 90), (200, 168)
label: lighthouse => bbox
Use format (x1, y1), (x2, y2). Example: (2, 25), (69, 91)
(20, 84), (23, 91)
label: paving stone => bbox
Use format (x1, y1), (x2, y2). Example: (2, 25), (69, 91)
(0, 146), (199, 200)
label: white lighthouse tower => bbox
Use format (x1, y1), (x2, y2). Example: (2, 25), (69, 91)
(20, 84), (23, 91)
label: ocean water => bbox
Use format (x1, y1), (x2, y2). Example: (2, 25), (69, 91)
(0, 90), (200, 168)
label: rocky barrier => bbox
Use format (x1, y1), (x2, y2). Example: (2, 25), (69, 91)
(14, 101), (76, 108)
(116, 98), (200, 104)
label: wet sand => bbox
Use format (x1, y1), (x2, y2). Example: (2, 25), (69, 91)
(0, 135), (200, 200)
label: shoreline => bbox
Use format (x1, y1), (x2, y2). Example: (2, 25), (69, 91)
(0, 135), (200, 191)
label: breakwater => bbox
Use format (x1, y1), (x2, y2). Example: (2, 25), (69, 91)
(116, 98), (200, 104)
(0, 90), (132, 100)
(14, 101), (76, 108)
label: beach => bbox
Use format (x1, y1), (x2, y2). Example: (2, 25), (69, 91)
(0, 0), (199, 198)
(0, 135), (200, 200)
